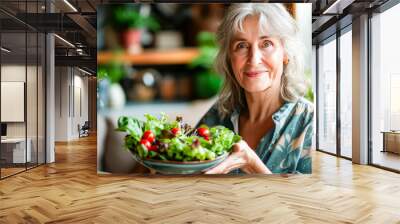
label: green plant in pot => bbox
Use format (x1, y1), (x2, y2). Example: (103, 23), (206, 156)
(111, 5), (160, 54)
(98, 62), (127, 109)
(190, 32), (223, 99)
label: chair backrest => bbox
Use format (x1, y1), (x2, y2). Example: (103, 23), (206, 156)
(82, 121), (90, 129)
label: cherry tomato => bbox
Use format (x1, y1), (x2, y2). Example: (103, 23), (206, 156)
(139, 139), (151, 149)
(171, 127), (180, 135)
(204, 136), (210, 141)
(197, 127), (210, 137)
(142, 130), (155, 143)
(149, 144), (159, 152)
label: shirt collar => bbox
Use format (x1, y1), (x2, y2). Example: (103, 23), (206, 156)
(230, 107), (240, 134)
(271, 101), (296, 127)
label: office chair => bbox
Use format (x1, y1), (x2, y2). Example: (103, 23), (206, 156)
(79, 121), (90, 138)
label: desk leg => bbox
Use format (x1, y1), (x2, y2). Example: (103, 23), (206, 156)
(382, 133), (386, 153)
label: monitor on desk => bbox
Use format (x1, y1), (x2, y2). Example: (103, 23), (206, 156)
(1, 123), (7, 139)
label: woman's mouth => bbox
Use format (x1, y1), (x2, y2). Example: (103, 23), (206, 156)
(244, 71), (267, 77)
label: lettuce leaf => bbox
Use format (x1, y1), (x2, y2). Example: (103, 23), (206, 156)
(117, 114), (241, 161)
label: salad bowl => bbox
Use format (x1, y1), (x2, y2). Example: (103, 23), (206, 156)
(131, 151), (228, 174)
(117, 113), (240, 175)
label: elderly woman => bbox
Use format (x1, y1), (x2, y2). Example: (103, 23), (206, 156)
(198, 3), (314, 174)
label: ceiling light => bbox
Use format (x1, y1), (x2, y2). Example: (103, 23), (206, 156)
(54, 34), (75, 48)
(78, 67), (92, 76)
(1, 47), (11, 53)
(322, 0), (355, 15)
(63, 0), (78, 12)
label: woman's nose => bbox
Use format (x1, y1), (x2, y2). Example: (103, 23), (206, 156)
(248, 47), (263, 65)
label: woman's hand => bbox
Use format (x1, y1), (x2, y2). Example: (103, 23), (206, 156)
(205, 140), (272, 174)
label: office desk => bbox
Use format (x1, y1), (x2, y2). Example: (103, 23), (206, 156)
(1, 138), (31, 163)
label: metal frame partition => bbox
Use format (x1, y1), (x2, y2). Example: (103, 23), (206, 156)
(0, 0), (47, 180)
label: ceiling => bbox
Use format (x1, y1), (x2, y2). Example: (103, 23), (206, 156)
(0, 0), (395, 72)
(0, 0), (100, 72)
(309, 0), (391, 44)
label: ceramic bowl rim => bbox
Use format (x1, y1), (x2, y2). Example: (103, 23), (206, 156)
(133, 151), (229, 165)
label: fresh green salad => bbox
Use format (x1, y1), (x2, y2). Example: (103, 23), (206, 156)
(116, 113), (241, 161)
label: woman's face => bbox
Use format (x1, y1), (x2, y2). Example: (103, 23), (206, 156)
(230, 15), (288, 93)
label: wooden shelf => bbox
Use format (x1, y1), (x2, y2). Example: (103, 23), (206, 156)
(97, 48), (200, 65)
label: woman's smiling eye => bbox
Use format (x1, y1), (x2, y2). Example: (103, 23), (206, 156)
(236, 42), (248, 49)
(261, 40), (273, 48)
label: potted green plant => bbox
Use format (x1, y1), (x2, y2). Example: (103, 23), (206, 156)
(189, 32), (223, 99)
(111, 5), (160, 54)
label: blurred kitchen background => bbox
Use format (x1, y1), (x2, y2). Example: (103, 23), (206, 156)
(97, 3), (312, 109)
(96, 3), (313, 173)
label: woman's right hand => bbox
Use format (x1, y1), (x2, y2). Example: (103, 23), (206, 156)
(205, 140), (272, 174)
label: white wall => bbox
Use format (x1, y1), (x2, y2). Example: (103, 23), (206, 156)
(54, 67), (89, 141)
(55, 66), (69, 141)
(1, 65), (26, 139)
(1, 65), (38, 137)
(1, 64), (46, 164)
(73, 73), (89, 137)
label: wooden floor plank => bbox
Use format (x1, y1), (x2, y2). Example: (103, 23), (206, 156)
(1, 134), (400, 223)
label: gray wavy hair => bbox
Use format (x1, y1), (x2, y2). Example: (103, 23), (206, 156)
(215, 3), (307, 119)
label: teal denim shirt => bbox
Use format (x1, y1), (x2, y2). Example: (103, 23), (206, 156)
(196, 97), (314, 174)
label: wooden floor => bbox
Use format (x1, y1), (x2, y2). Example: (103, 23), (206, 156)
(1, 167), (25, 177)
(1, 163), (43, 178)
(1, 134), (400, 223)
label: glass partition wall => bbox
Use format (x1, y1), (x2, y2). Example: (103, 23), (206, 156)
(316, 26), (353, 159)
(0, 30), (27, 177)
(0, 2), (46, 179)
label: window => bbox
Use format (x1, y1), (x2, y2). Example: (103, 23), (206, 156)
(317, 36), (337, 155)
(339, 28), (352, 158)
(371, 2), (400, 171)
